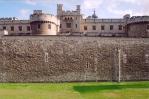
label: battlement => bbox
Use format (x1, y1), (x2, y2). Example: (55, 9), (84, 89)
(0, 17), (18, 21)
(82, 19), (124, 23)
(127, 16), (149, 24)
(57, 4), (81, 16)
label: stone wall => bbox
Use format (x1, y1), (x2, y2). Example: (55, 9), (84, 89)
(127, 22), (149, 38)
(0, 36), (149, 82)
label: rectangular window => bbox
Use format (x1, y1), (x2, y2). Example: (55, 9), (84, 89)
(76, 24), (77, 28)
(27, 26), (30, 31)
(119, 25), (123, 30)
(147, 25), (149, 30)
(110, 25), (113, 30)
(38, 24), (40, 29)
(84, 26), (87, 30)
(101, 25), (104, 30)
(3, 26), (6, 30)
(48, 24), (51, 29)
(11, 26), (14, 31)
(92, 25), (96, 30)
(66, 23), (71, 28)
(18, 26), (22, 31)
(60, 24), (62, 28)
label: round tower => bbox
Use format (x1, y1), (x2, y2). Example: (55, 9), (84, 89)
(30, 10), (60, 35)
(126, 16), (149, 38)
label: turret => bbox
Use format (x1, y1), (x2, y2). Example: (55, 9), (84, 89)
(30, 10), (60, 35)
(57, 4), (63, 16)
(76, 5), (81, 14)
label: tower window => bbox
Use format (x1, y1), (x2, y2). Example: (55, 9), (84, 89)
(11, 26), (14, 31)
(38, 24), (40, 29)
(66, 23), (71, 28)
(84, 26), (87, 30)
(18, 26), (22, 31)
(76, 24), (77, 28)
(3, 26), (6, 30)
(48, 24), (51, 29)
(92, 25), (96, 30)
(60, 24), (62, 28)
(119, 25), (123, 30)
(110, 25), (113, 30)
(27, 26), (30, 31)
(101, 25), (105, 30)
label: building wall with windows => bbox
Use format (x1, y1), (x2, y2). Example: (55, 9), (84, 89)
(0, 20), (31, 35)
(0, 10), (60, 36)
(57, 4), (149, 37)
(57, 4), (126, 36)
(80, 19), (125, 36)
(0, 4), (149, 37)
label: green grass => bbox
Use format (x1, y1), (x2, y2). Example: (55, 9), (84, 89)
(0, 81), (148, 99)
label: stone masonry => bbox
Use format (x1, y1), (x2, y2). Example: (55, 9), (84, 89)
(0, 36), (149, 82)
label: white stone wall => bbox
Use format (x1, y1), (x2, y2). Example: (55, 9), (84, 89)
(80, 22), (124, 33)
(0, 20), (31, 35)
(57, 4), (126, 36)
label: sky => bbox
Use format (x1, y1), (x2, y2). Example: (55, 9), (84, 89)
(0, 0), (149, 19)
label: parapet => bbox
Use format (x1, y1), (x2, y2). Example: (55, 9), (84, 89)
(126, 16), (149, 24)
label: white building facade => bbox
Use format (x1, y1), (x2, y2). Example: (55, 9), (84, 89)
(0, 4), (149, 37)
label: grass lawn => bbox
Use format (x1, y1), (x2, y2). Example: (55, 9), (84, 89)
(0, 81), (148, 99)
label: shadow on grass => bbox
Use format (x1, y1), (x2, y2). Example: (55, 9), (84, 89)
(73, 83), (149, 93)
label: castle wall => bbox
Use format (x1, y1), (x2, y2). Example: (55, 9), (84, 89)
(127, 22), (149, 37)
(0, 36), (148, 82)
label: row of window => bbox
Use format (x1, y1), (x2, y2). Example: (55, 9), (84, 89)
(37, 24), (51, 29)
(2, 26), (30, 31)
(2, 24), (52, 31)
(64, 23), (123, 31)
(84, 25), (123, 31)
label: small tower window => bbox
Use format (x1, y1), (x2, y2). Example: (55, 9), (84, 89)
(92, 25), (96, 30)
(27, 26), (30, 31)
(110, 25), (114, 30)
(3, 26), (6, 30)
(101, 25), (105, 30)
(76, 24), (77, 28)
(84, 26), (87, 30)
(11, 26), (14, 31)
(60, 24), (62, 28)
(38, 24), (40, 29)
(18, 26), (22, 31)
(119, 25), (123, 30)
(48, 24), (51, 29)
(66, 23), (71, 28)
